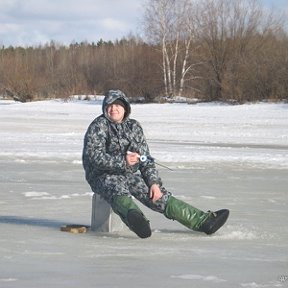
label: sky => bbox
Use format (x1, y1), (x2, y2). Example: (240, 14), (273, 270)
(0, 0), (287, 47)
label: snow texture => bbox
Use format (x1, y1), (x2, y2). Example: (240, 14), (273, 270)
(0, 98), (287, 288)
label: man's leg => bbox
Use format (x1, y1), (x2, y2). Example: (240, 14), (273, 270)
(111, 195), (151, 238)
(127, 175), (229, 235)
(94, 174), (151, 238)
(164, 196), (229, 234)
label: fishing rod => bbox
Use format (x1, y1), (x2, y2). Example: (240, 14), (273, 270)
(139, 154), (173, 171)
(127, 151), (173, 171)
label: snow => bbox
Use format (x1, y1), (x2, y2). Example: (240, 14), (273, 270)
(0, 98), (287, 288)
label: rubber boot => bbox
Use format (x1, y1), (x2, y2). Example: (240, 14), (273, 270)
(164, 196), (209, 231)
(111, 196), (151, 238)
(164, 196), (229, 234)
(198, 209), (229, 235)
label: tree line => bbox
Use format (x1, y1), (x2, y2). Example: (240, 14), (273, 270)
(0, 0), (287, 103)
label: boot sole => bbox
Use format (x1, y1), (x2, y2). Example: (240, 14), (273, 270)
(127, 209), (152, 239)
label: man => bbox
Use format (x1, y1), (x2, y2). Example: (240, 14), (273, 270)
(82, 89), (229, 238)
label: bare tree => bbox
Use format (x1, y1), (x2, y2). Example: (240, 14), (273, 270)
(195, 0), (281, 101)
(143, 0), (197, 98)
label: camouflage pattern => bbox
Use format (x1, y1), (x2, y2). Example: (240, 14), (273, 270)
(82, 90), (171, 213)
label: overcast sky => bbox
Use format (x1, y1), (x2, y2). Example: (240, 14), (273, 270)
(0, 0), (287, 47)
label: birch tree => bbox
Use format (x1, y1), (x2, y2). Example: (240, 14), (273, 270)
(143, 0), (197, 98)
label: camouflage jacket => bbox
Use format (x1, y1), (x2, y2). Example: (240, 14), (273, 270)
(82, 91), (162, 191)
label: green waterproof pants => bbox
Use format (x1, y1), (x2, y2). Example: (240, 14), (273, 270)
(164, 196), (210, 231)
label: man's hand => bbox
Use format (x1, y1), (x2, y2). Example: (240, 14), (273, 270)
(126, 151), (139, 166)
(149, 184), (163, 202)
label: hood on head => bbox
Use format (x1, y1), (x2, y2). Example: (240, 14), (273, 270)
(102, 89), (131, 120)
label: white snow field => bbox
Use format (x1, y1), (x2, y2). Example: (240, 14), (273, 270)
(0, 98), (287, 288)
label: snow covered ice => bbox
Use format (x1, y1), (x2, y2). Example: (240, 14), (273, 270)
(0, 98), (287, 288)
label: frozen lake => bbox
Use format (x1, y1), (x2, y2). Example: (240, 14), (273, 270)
(0, 99), (287, 287)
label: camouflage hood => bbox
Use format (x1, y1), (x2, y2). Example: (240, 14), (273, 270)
(102, 90), (131, 121)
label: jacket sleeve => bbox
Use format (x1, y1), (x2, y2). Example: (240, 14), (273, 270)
(82, 117), (126, 178)
(132, 121), (162, 187)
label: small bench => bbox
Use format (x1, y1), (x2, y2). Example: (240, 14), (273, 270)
(90, 193), (126, 232)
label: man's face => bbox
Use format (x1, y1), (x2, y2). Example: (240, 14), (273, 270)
(107, 103), (125, 123)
